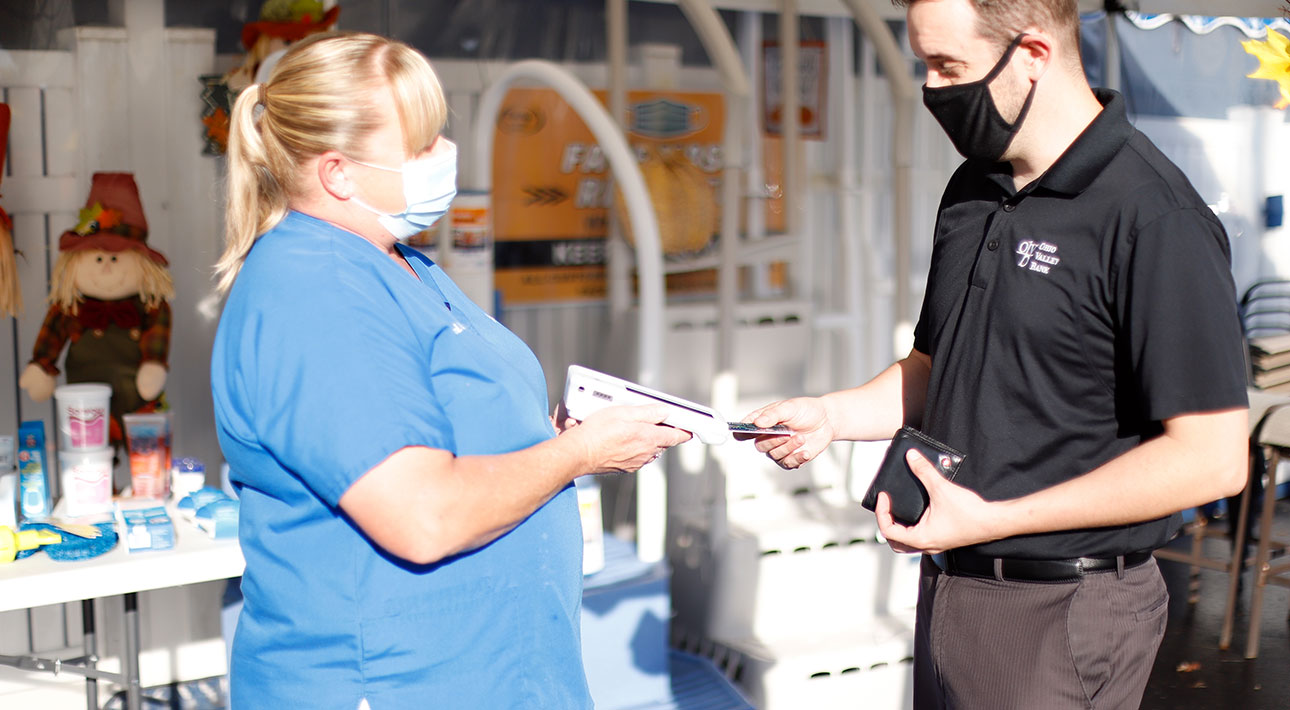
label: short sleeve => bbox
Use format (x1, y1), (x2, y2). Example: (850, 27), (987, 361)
(1117, 208), (1248, 421)
(236, 263), (453, 506)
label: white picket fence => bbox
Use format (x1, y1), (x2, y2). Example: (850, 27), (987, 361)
(0, 23), (229, 702)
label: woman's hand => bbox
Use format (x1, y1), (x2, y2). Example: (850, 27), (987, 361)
(561, 404), (691, 474)
(742, 397), (837, 469)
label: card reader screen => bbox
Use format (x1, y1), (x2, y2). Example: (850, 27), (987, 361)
(625, 385), (715, 419)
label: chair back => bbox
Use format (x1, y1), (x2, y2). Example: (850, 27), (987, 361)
(1241, 281), (1290, 391)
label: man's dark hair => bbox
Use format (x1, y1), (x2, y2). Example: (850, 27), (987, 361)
(891, 0), (1082, 65)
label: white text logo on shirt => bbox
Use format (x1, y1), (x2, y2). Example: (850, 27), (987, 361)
(1015, 239), (1061, 275)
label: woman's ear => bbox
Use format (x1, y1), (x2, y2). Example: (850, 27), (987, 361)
(317, 151), (353, 200)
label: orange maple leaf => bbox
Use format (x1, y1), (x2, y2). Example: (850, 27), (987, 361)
(96, 208), (122, 230)
(202, 107), (231, 150)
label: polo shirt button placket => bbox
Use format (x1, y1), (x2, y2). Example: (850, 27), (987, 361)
(987, 239), (1000, 251)
(1003, 203), (1017, 213)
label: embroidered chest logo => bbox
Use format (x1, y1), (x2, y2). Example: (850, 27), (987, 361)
(1015, 239), (1061, 275)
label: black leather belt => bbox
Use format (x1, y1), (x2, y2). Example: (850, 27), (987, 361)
(939, 549), (1153, 583)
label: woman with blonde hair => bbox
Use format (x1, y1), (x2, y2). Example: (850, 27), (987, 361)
(210, 32), (688, 709)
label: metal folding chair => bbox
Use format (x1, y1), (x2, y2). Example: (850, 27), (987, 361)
(1239, 403), (1290, 658)
(1152, 390), (1290, 654)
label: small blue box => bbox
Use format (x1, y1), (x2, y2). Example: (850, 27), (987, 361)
(119, 505), (175, 552)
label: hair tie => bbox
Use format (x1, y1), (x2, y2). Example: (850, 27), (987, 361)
(257, 83), (268, 108)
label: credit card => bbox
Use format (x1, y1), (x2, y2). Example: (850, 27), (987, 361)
(727, 422), (791, 435)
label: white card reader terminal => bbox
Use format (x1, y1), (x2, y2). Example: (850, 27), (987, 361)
(562, 365), (790, 445)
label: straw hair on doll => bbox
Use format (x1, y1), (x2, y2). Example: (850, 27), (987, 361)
(0, 103), (19, 318)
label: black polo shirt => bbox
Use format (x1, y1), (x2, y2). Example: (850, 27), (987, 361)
(911, 89), (1248, 560)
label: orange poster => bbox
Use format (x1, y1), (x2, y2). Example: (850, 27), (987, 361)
(492, 88), (725, 304)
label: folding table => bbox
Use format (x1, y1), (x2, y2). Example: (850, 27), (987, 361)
(0, 506), (244, 710)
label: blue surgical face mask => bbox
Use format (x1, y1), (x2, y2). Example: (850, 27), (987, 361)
(348, 141), (458, 240)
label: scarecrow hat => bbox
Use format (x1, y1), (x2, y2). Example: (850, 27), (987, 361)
(58, 172), (167, 266)
(241, 4), (340, 51)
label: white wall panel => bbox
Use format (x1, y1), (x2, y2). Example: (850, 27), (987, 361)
(160, 28), (221, 478)
(0, 23), (226, 685)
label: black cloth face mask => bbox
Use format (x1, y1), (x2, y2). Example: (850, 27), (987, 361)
(923, 34), (1037, 161)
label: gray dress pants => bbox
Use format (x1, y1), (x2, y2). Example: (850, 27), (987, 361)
(914, 555), (1168, 710)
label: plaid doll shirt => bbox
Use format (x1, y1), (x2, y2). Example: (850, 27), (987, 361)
(29, 296), (171, 374)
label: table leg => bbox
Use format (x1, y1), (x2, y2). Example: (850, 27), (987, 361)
(82, 599), (97, 710)
(123, 593), (141, 710)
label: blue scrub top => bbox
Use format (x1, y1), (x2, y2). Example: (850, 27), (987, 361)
(211, 211), (589, 709)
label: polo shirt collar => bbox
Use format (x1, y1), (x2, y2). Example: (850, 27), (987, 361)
(1039, 89), (1134, 195)
(981, 88), (1134, 198)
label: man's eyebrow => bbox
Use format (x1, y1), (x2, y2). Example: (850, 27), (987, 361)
(922, 52), (964, 65)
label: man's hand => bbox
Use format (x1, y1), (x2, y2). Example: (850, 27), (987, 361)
(875, 448), (1003, 554)
(742, 397), (837, 469)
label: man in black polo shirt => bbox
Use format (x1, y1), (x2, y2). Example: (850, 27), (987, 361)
(744, 0), (1250, 707)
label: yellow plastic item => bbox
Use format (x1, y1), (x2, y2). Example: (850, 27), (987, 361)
(0, 525), (62, 563)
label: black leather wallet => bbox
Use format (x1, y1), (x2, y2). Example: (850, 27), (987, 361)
(860, 426), (966, 526)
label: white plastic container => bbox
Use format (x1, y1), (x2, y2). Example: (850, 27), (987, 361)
(575, 475), (605, 575)
(58, 448), (114, 517)
(53, 383), (112, 450)
(0, 435), (14, 470)
(0, 473), (17, 529)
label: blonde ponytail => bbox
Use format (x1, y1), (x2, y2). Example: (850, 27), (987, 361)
(214, 83), (290, 294)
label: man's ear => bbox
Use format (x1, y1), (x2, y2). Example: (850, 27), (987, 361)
(1017, 31), (1055, 81)
(318, 151), (353, 200)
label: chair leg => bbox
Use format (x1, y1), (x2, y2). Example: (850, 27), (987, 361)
(1221, 448), (1258, 650)
(1245, 447), (1282, 659)
(1185, 514), (1208, 602)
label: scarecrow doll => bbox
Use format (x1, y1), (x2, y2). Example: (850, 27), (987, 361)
(201, 0), (339, 154)
(18, 172), (173, 444)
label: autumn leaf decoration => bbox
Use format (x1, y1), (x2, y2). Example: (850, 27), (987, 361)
(74, 202), (124, 236)
(1243, 28), (1290, 109)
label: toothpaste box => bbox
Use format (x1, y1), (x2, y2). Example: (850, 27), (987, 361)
(17, 422), (50, 520)
(116, 504), (175, 553)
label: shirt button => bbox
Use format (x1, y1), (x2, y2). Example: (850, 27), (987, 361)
(987, 239), (1000, 251)
(1003, 203), (1017, 212)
